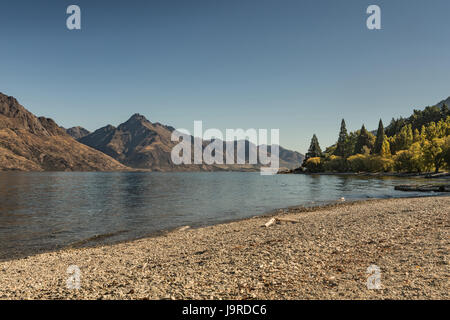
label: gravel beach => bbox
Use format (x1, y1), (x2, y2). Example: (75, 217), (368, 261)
(0, 196), (448, 300)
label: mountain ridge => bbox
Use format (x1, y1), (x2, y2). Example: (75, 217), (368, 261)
(0, 93), (128, 171)
(0, 92), (303, 172)
(78, 114), (304, 171)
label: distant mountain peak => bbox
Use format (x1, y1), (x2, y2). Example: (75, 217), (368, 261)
(0, 92), (65, 136)
(104, 124), (116, 130)
(66, 126), (91, 139)
(126, 113), (149, 123)
(0, 92), (18, 104)
(90, 124), (115, 133)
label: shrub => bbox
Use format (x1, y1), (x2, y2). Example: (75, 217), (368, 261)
(323, 155), (348, 172)
(347, 154), (367, 172)
(304, 157), (323, 173)
(347, 154), (393, 172)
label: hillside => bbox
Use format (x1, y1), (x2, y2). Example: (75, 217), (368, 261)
(385, 97), (450, 136)
(0, 93), (128, 171)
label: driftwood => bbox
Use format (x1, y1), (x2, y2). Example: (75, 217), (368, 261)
(275, 217), (300, 223)
(395, 184), (450, 192)
(264, 218), (277, 227)
(264, 217), (300, 227)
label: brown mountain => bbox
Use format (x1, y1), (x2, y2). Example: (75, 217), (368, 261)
(0, 93), (128, 171)
(66, 126), (90, 139)
(79, 114), (304, 171)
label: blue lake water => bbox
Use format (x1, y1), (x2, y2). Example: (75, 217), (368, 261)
(0, 172), (444, 260)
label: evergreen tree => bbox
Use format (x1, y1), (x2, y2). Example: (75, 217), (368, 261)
(355, 125), (372, 154)
(334, 119), (348, 157)
(305, 134), (322, 159)
(372, 119), (385, 155)
(344, 131), (358, 156)
(441, 103), (449, 117)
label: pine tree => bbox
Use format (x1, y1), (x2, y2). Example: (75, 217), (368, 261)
(305, 134), (322, 159)
(355, 125), (372, 154)
(373, 119), (385, 155)
(334, 119), (348, 157)
(441, 103), (449, 118)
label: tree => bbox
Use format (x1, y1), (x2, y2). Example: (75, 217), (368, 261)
(413, 128), (421, 143)
(441, 103), (449, 117)
(380, 138), (391, 157)
(334, 119), (348, 157)
(385, 104), (450, 136)
(305, 134), (322, 160)
(344, 131), (358, 156)
(394, 150), (415, 173)
(390, 124), (413, 153)
(355, 125), (373, 154)
(425, 122), (438, 140)
(408, 142), (426, 173)
(442, 136), (450, 171)
(373, 119), (385, 155)
(423, 138), (445, 173)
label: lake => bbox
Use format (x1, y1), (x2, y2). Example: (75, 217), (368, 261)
(0, 172), (443, 260)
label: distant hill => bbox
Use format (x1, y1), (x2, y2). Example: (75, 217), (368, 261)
(66, 126), (90, 139)
(0, 93), (128, 171)
(385, 97), (450, 136)
(79, 114), (304, 171)
(435, 96), (450, 109)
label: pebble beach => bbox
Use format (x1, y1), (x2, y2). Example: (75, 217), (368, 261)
(0, 196), (448, 300)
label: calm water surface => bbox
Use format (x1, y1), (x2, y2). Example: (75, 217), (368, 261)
(0, 172), (443, 260)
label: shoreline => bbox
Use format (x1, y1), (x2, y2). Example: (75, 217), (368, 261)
(0, 196), (448, 299)
(1, 193), (445, 263)
(279, 170), (450, 179)
(0, 197), (365, 263)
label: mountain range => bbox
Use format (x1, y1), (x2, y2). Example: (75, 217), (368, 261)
(0, 93), (126, 171)
(0, 93), (304, 171)
(72, 113), (304, 171)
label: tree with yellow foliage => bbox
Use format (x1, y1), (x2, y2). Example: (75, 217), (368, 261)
(423, 138), (445, 173)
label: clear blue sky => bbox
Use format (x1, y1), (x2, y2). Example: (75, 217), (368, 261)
(1, 0), (449, 153)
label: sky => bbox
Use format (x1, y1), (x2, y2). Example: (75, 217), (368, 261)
(1, 0), (449, 153)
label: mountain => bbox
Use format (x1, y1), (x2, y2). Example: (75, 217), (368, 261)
(0, 93), (128, 171)
(66, 126), (90, 139)
(79, 114), (304, 171)
(276, 145), (304, 166)
(79, 114), (178, 170)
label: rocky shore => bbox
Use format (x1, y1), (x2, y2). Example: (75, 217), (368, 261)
(0, 196), (448, 300)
